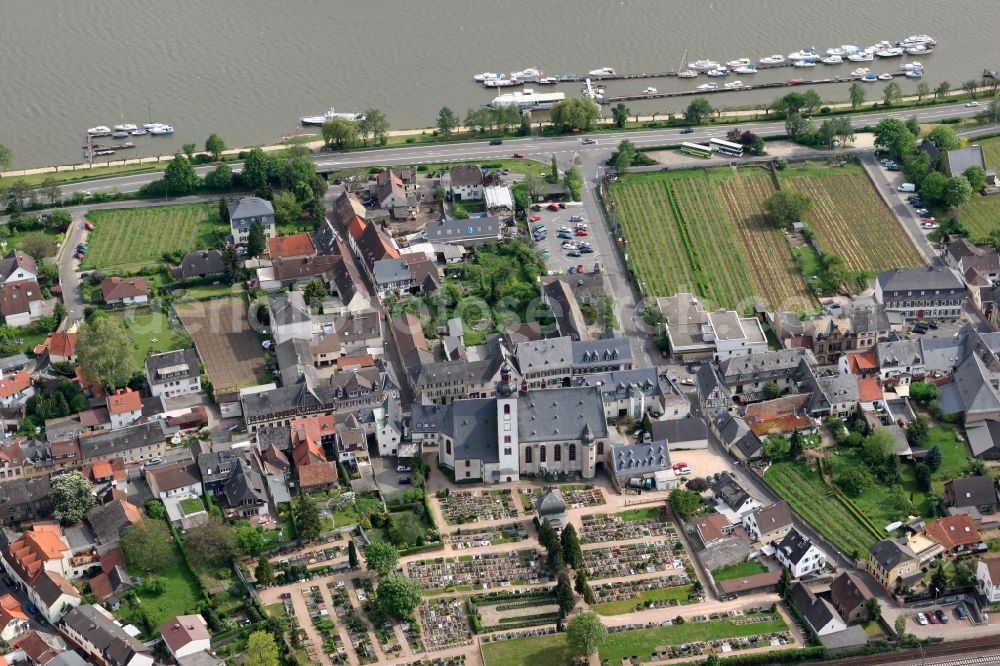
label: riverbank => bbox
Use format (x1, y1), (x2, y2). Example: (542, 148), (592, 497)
(1, 85), (991, 182)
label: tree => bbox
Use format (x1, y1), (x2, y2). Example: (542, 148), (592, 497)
(907, 415), (929, 448)
(566, 612), (607, 658)
(915, 82), (930, 101)
(905, 115), (921, 138)
(20, 233), (57, 261)
(926, 125), (961, 152)
(241, 147), (271, 194)
(668, 489), (703, 519)
(0, 144), (10, 171)
(550, 154), (559, 182)
(236, 524), (265, 555)
(774, 92), (806, 116)
(537, 519), (559, 553)
(883, 81), (903, 107)
(778, 567), (792, 598)
(848, 82), (866, 110)
(909, 382), (939, 402)
(934, 80), (952, 99)
(550, 98), (601, 132)
(359, 108), (390, 145)
(375, 573), (423, 619)
(321, 118), (358, 150)
(50, 472), (95, 524)
(364, 541), (399, 576)
(303, 279), (327, 310)
(930, 566), (948, 597)
(120, 519), (173, 573)
(964, 165), (988, 191)
(914, 463), (933, 492)
(221, 244), (243, 284)
(683, 98), (713, 125)
(789, 430), (803, 459)
(561, 524), (584, 569)
(762, 382), (781, 400)
(902, 151), (933, 186)
(184, 518), (237, 567)
(829, 117), (855, 147)
(293, 496), (322, 541)
(39, 176), (61, 205)
(894, 614), (907, 643)
(205, 133), (226, 160)
(163, 153), (201, 195)
(77, 315), (136, 389)
(255, 558), (274, 586)
(866, 597), (881, 623)
(752, 135), (766, 156)
(836, 466), (873, 495)
(873, 118), (916, 159)
(203, 163), (233, 190)
(943, 175), (973, 208)
(464, 107), (491, 133)
(348, 540), (359, 568)
(564, 166), (582, 201)
(763, 190), (812, 227)
(182, 143), (197, 161)
(919, 171), (950, 206)
(555, 571), (576, 615)
(963, 79), (980, 99)
(784, 112), (813, 141)
(978, 100), (1000, 125)
(245, 630), (281, 666)
(436, 106), (459, 135)
(802, 90), (822, 115)
(612, 103), (629, 129)
(247, 220), (267, 258)
(925, 444), (943, 471)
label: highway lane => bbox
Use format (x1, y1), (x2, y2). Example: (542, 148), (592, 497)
(55, 101), (989, 196)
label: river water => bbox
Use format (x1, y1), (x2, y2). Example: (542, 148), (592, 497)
(2, 0), (999, 169)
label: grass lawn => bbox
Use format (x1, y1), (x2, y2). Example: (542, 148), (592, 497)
(116, 311), (188, 368)
(0, 228), (64, 258)
(178, 282), (241, 300)
(482, 632), (572, 666)
(591, 585), (696, 616)
(451, 199), (486, 217)
(617, 506), (664, 522)
(712, 560), (769, 582)
(180, 497), (204, 514)
(600, 614), (788, 664)
(120, 549), (202, 633)
(325, 492), (382, 528)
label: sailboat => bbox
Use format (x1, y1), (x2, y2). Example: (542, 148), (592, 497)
(143, 101), (168, 130)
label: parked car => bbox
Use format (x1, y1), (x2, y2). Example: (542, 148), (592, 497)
(569, 215), (584, 222)
(558, 202), (566, 209)
(568, 266), (578, 274)
(531, 204), (543, 211)
(2, 576), (14, 588)
(935, 609), (949, 624)
(73, 252), (84, 260)
(679, 127), (694, 134)
(568, 250), (581, 257)
(396, 465), (411, 473)
(562, 243), (577, 250)
(927, 613), (938, 624)
(575, 222), (588, 229)
(83, 221), (95, 231)
(512, 152), (524, 158)
(532, 224), (545, 232)
(399, 476), (412, 485)
(580, 246), (594, 253)
(928, 320), (939, 329)
(557, 232), (572, 240)
(576, 265), (585, 273)
(679, 378), (695, 386)
(547, 203), (560, 211)
(25, 604), (39, 615)
(489, 139), (503, 145)
(539, 250), (551, 259)
(575, 229), (589, 236)
(530, 214), (542, 222)
(915, 612), (928, 625)
(955, 605), (968, 619)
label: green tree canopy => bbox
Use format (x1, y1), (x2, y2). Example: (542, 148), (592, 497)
(436, 107), (459, 135)
(359, 108), (390, 145)
(241, 147), (272, 193)
(683, 98), (713, 125)
(611, 103), (629, 129)
(566, 612), (608, 658)
(321, 118), (358, 150)
(375, 573), (423, 619)
(668, 489), (703, 519)
(255, 558), (274, 585)
(184, 517), (237, 567)
(205, 133), (226, 160)
(762, 382), (781, 400)
(236, 523), (265, 555)
(163, 153), (201, 195)
(555, 571), (576, 615)
(763, 190), (812, 227)
(50, 471), (95, 524)
(293, 496), (322, 541)
(943, 175), (973, 208)
(883, 81), (903, 106)
(964, 165), (988, 191)
(204, 163), (233, 190)
(849, 82), (866, 110)
(560, 523), (584, 569)
(245, 630), (281, 666)
(914, 463), (933, 492)
(550, 98), (601, 132)
(0, 144), (11, 171)
(564, 166), (582, 201)
(247, 220), (267, 258)
(77, 314), (136, 389)
(926, 125), (961, 152)
(919, 171), (950, 205)
(365, 541), (400, 576)
(873, 119), (917, 159)
(120, 519), (174, 573)
(20, 233), (57, 261)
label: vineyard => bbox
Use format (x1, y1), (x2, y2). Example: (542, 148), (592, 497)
(763, 461), (881, 557)
(783, 167), (923, 272)
(609, 169), (814, 312)
(83, 204), (226, 270)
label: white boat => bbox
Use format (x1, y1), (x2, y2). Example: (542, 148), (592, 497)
(643, 87), (658, 94)
(726, 58), (751, 68)
(677, 69), (699, 78)
(899, 34), (936, 46)
(111, 130), (129, 139)
(877, 73), (894, 81)
(869, 40), (893, 50)
(299, 108), (365, 125)
(788, 48), (819, 61)
(862, 73), (878, 82)
(131, 128), (147, 136)
(474, 72), (504, 82)
(905, 69), (923, 78)
(724, 80), (744, 89)
(537, 77), (559, 85)
(847, 51), (874, 62)
(905, 45), (930, 55)
(113, 123), (138, 132)
(821, 55), (843, 64)
(143, 122), (166, 130)
(483, 78), (518, 88)
(490, 89), (566, 109)
(734, 65), (758, 74)
(876, 47), (904, 57)
(511, 68), (541, 82)
(706, 67), (730, 77)
(793, 60), (816, 68)
(87, 125), (111, 136)
(759, 54), (785, 65)
(899, 61), (923, 71)
(826, 44), (860, 56)
(150, 124), (174, 135)
(850, 67), (871, 77)
(696, 82), (718, 91)
(588, 67), (615, 76)
(687, 59), (720, 71)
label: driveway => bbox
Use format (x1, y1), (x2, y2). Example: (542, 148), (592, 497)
(859, 152), (938, 265)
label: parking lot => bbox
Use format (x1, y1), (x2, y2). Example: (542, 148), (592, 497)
(527, 203), (603, 276)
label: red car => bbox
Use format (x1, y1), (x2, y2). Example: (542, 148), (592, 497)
(84, 221), (95, 231)
(575, 229), (588, 236)
(512, 152), (524, 158)
(547, 203), (560, 211)
(530, 214), (541, 222)
(73, 252), (84, 260)
(672, 462), (688, 470)
(576, 265), (585, 273)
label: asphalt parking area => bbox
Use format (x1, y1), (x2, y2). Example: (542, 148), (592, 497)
(527, 206), (599, 276)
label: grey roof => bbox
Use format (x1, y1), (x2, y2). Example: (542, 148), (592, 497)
(952, 352), (1000, 416)
(573, 367), (662, 400)
(410, 402), (449, 433)
(223, 458), (267, 507)
(946, 145), (986, 176)
(809, 372), (860, 412)
(442, 399), (499, 463)
(372, 257), (413, 286)
(650, 416), (707, 444)
(0, 475), (51, 509)
(712, 472), (752, 512)
(543, 279), (587, 341)
(572, 335), (632, 367)
(788, 584), (841, 635)
(33, 569), (80, 606)
(147, 461), (201, 495)
(328, 254), (367, 306)
(450, 165), (484, 187)
(516, 386), (608, 442)
(515, 337), (573, 373)
(697, 364), (732, 403)
(197, 449), (241, 486)
(79, 421), (167, 460)
(146, 347), (200, 385)
(965, 420), (1000, 457)
(849, 300), (890, 335)
(333, 310), (382, 345)
(48, 653), (89, 666)
(426, 217), (501, 244)
(275, 338), (318, 387)
(753, 501), (793, 534)
(947, 238), (983, 264)
(946, 475), (998, 508)
(920, 336), (964, 374)
(876, 266), (964, 294)
(86, 500), (138, 544)
(228, 196), (274, 222)
(719, 348), (814, 383)
(734, 432), (765, 460)
(610, 441), (672, 478)
(819, 626), (869, 652)
(869, 538), (917, 570)
(829, 571), (873, 615)
(177, 652), (226, 666)
(269, 291), (311, 327)
(0, 354), (28, 372)
(414, 356), (502, 389)
(180, 250), (225, 279)
(876, 339), (923, 369)
(242, 384), (318, 418)
(717, 413), (750, 446)
(62, 605), (147, 663)
(536, 487), (567, 516)
(775, 527), (816, 565)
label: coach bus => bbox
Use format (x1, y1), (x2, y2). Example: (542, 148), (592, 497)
(679, 142), (713, 159)
(709, 137), (744, 157)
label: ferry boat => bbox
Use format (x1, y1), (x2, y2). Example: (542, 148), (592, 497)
(677, 69), (699, 78)
(474, 72), (504, 82)
(687, 59), (720, 71)
(150, 124), (175, 135)
(821, 55), (843, 64)
(490, 89), (566, 109)
(588, 67), (615, 76)
(706, 67), (730, 77)
(759, 54), (785, 65)
(726, 58), (751, 68)
(724, 80), (744, 89)
(876, 47), (905, 57)
(643, 87), (658, 94)
(113, 123), (138, 133)
(87, 126), (111, 136)
(696, 82), (718, 91)
(787, 48), (819, 62)
(826, 44), (860, 56)
(793, 60), (817, 68)
(299, 108), (365, 125)
(734, 65), (758, 74)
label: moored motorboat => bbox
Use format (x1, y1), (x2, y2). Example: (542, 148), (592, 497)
(850, 67), (871, 77)
(696, 82), (718, 91)
(131, 128), (147, 136)
(862, 73), (878, 82)
(898, 34), (936, 47)
(111, 130), (129, 139)
(826, 44), (860, 56)
(726, 57), (751, 68)
(875, 47), (904, 57)
(848, 50), (874, 62)
(87, 125), (111, 136)
(643, 87), (658, 94)
(724, 80), (744, 89)
(677, 69), (699, 78)
(793, 60), (816, 68)
(905, 45), (930, 55)
(905, 68), (923, 78)
(483, 78), (517, 87)
(150, 124), (175, 135)
(474, 72), (504, 82)
(734, 65), (757, 74)
(759, 54), (785, 65)
(299, 108), (364, 125)
(899, 61), (923, 71)
(687, 59), (720, 71)
(877, 73), (894, 80)
(788, 48), (819, 61)
(821, 55), (843, 64)
(113, 123), (137, 132)
(588, 67), (615, 76)
(706, 67), (729, 76)
(537, 77), (558, 84)
(511, 68), (541, 82)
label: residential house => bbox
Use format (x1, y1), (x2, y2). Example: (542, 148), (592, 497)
(697, 364), (735, 420)
(78, 421), (167, 467)
(354, 223), (399, 271)
(867, 538), (920, 592)
(874, 267), (966, 321)
(160, 615), (211, 660)
(374, 397), (403, 457)
(269, 291), (312, 344)
(829, 572), (874, 624)
(965, 420), (1000, 460)
(196, 448), (241, 497)
(657, 293), (768, 361)
(145, 348), (202, 399)
(775, 528), (827, 577)
(711, 472), (762, 523)
(943, 144), (986, 177)
(61, 604), (152, 666)
(178, 250), (224, 280)
(923, 514), (982, 554)
(944, 475), (999, 514)
(229, 197), (276, 246)
(0, 251), (37, 285)
(718, 348), (816, 402)
(335, 420), (369, 468)
(975, 555), (1000, 603)
(0, 477), (52, 525)
(268, 233), (316, 261)
(947, 352), (1000, 423)
(742, 501), (793, 544)
(800, 369), (860, 419)
(0, 593), (29, 642)
(575, 367), (686, 421)
(449, 165), (484, 201)
(36, 332), (78, 364)
(326, 243), (372, 313)
(371, 255), (441, 299)
(695, 513), (735, 547)
(425, 217), (502, 248)
(393, 313), (434, 372)
(297, 461), (339, 493)
(333, 310), (384, 354)
(375, 170), (411, 214)
(773, 300), (889, 365)
(649, 416), (708, 450)
(101, 277), (149, 306)
(0, 371), (33, 409)
(742, 394), (812, 439)
(542, 279), (588, 342)
(608, 441), (677, 491)
(875, 338), (925, 388)
(145, 462), (202, 500)
(788, 583), (847, 637)
(88, 548), (133, 607)
(0, 281), (42, 327)
(413, 354), (507, 405)
(220, 458), (269, 520)
(2, 525), (82, 623)
(107, 389), (142, 430)
(259, 254), (341, 291)
(839, 351), (880, 378)
(85, 498), (142, 545)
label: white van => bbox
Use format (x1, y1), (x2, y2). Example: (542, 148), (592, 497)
(898, 182), (916, 192)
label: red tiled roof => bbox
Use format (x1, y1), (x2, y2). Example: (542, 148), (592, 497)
(0, 281), (41, 317)
(347, 216), (368, 242)
(846, 352), (878, 374)
(857, 376), (883, 403)
(50, 439), (80, 460)
(291, 414), (336, 447)
(79, 407), (111, 427)
(161, 614), (210, 654)
(101, 276), (149, 301)
(89, 571), (114, 600)
(0, 593), (28, 627)
(924, 515), (981, 550)
(99, 546), (126, 573)
(749, 415), (813, 437)
(696, 514), (731, 544)
(0, 372), (30, 398)
(981, 556), (1000, 584)
(107, 388), (141, 415)
(268, 233), (316, 259)
(292, 439), (327, 467)
(744, 394), (810, 423)
(297, 461), (338, 489)
(89, 460), (113, 480)
(336, 354), (375, 370)
(15, 631), (58, 665)
(39, 332), (77, 359)
(6, 525), (68, 581)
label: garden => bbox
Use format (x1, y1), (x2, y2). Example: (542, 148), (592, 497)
(481, 632), (571, 666)
(711, 560), (769, 583)
(115, 310), (191, 367)
(83, 204), (226, 270)
(958, 136), (1000, 242)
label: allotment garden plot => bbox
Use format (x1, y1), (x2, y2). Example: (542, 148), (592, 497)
(782, 167), (923, 272)
(609, 169), (814, 312)
(83, 204), (224, 270)
(176, 298), (265, 394)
